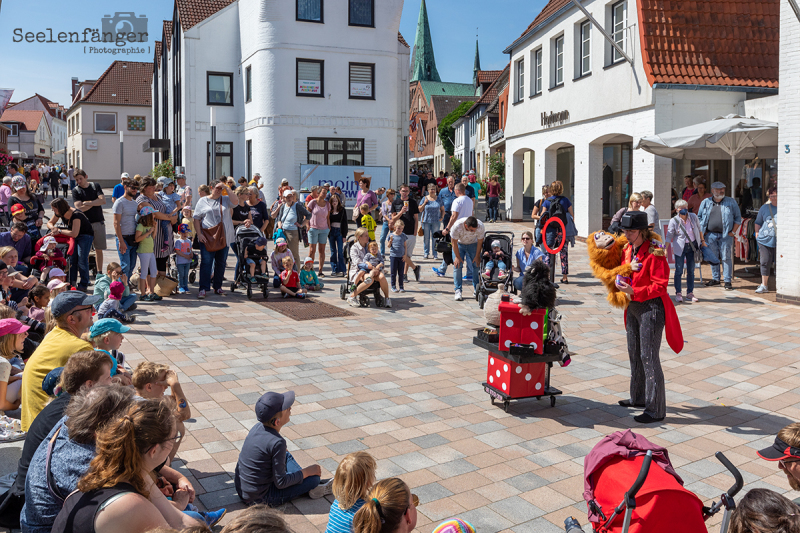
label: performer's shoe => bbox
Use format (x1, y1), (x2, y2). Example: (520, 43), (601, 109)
(618, 400), (645, 408)
(634, 413), (665, 424)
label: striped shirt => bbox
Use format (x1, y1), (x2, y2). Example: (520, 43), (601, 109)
(326, 499), (365, 533)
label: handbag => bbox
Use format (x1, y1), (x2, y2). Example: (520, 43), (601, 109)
(677, 218), (699, 254)
(154, 274), (179, 297)
(201, 200), (226, 252)
(417, 226), (424, 237)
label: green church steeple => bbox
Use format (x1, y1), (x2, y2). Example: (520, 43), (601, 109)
(473, 37), (481, 87)
(410, 0), (441, 83)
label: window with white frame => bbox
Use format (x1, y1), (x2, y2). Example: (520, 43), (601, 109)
(9, 124), (18, 136)
(612, 1), (627, 63)
(553, 36), (564, 86)
(515, 58), (524, 102)
(94, 112), (117, 133)
(532, 48), (543, 95)
(580, 20), (591, 75)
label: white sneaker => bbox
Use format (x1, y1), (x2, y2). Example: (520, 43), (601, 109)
(755, 284), (768, 294)
(347, 296), (360, 307)
(454, 289), (463, 301)
(674, 293), (683, 303)
(309, 478), (334, 499)
(384, 297), (392, 308)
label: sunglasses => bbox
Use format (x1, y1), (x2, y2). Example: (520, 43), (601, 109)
(164, 431), (183, 445)
(521, 237), (531, 241)
(780, 459), (800, 468)
(68, 305), (93, 316)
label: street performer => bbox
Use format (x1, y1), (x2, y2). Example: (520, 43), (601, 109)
(614, 211), (683, 424)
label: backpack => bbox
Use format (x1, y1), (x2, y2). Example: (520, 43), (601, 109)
(538, 196), (568, 229)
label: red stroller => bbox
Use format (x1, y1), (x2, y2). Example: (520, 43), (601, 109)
(34, 234), (74, 280)
(566, 430), (743, 533)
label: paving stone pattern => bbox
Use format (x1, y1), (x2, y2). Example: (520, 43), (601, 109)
(81, 216), (800, 531)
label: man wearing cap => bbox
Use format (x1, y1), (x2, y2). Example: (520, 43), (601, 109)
(274, 190), (310, 265)
(249, 173), (266, 203)
(759, 423), (800, 503)
(20, 290), (100, 431)
(112, 178), (141, 280)
(278, 178), (293, 201)
(112, 173), (129, 202)
(0, 222), (33, 268)
(71, 169), (107, 274)
(697, 182), (742, 290)
(235, 391), (331, 506)
(175, 174), (192, 208)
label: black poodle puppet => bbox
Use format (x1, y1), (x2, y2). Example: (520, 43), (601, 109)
(518, 260), (557, 316)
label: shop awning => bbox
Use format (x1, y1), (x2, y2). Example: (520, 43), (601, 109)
(143, 139), (170, 153)
(635, 114), (778, 191)
(409, 156), (434, 162)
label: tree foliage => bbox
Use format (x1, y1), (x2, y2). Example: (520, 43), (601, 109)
(151, 158), (175, 179)
(437, 101), (474, 157)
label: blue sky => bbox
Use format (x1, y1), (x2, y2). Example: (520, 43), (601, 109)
(0, 0), (548, 109)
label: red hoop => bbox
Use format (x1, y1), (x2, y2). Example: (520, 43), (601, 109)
(542, 217), (566, 255)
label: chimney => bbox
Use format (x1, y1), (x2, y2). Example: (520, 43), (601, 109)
(71, 77), (79, 101)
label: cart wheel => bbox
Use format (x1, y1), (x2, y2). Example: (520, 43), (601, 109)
(263, 286), (268, 298)
(490, 397), (495, 406)
(550, 396), (556, 407)
(90, 268), (97, 277)
(230, 282), (237, 292)
(535, 396), (541, 400)
(339, 284), (347, 300)
(374, 293), (385, 308)
(189, 271), (196, 283)
(247, 284), (253, 299)
(503, 400), (510, 413)
(478, 292), (485, 309)
(359, 294), (369, 307)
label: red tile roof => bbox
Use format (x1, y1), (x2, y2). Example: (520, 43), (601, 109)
(637, 0), (779, 88)
(155, 41), (163, 68)
(0, 110), (47, 132)
(79, 61), (153, 106)
(514, 0), (571, 43)
(478, 64), (510, 107)
(163, 21), (173, 52)
(176, 0), (235, 30)
(398, 32), (410, 48)
(477, 70), (503, 84)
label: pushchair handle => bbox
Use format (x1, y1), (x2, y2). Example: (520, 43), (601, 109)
(628, 450), (653, 501)
(716, 452), (744, 498)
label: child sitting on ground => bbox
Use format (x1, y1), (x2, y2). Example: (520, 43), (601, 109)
(94, 262), (136, 313)
(280, 256), (305, 299)
(174, 224), (193, 294)
(299, 257), (323, 292)
(89, 318), (133, 386)
(30, 236), (67, 282)
(47, 267), (66, 284)
(97, 281), (136, 323)
(235, 390), (332, 506)
(270, 237), (296, 288)
(0, 318), (27, 411)
(356, 203), (377, 241)
(26, 283), (49, 321)
(47, 278), (68, 302)
(245, 236), (269, 284)
(483, 239), (508, 279)
(326, 452), (376, 533)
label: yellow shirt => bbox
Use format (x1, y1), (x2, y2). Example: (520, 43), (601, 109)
(181, 216), (196, 240)
(21, 327), (92, 431)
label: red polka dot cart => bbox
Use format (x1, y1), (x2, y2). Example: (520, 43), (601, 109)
(475, 297), (571, 412)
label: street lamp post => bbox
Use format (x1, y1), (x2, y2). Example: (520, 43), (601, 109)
(210, 107), (216, 184)
(119, 129), (124, 176)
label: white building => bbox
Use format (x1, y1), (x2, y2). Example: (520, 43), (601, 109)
(0, 109), (51, 165)
(6, 95), (67, 165)
(503, 0), (778, 235)
(152, 0), (410, 200)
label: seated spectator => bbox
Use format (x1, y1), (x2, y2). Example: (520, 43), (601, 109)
(26, 283), (49, 321)
(0, 304), (40, 360)
(729, 488), (800, 533)
(51, 398), (205, 532)
(47, 278), (68, 301)
(279, 256), (305, 299)
(89, 318), (133, 386)
(235, 391), (331, 506)
(353, 478), (417, 533)
(94, 261), (137, 313)
(220, 505), (293, 533)
(30, 236), (67, 282)
(0, 246), (37, 302)
(0, 350), (113, 528)
(20, 290), (99, 431)
(0, 222), (33, 268)
(22, 384), (133, 533)
(759, 422), (800, 501)
(132, 362), (190, 463)
(0, 318), (26, 411)
(326, 452), (376, 533)
(432, 520), (476, 533)
(270, 238), (296, 288)
(97, 280), (136, 323)
(513, 230), (548, 291)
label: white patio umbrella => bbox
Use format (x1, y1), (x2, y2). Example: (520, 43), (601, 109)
(635, 114), (778, 192)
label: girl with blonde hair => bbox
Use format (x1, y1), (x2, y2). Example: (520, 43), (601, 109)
(326, 452), (377, 533)
(0, 318), (26, 410)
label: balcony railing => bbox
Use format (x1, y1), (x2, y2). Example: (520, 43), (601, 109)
(490, 128), (504, 144)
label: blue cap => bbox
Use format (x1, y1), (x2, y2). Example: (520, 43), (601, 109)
(255, 391), (295, 423)
(255, 236), (267, 246)
(139, 205), (155, 217)
(42, 367), (64, 396)
(50, 291), (101, 318)
(178, 223), (190, 233)
(89, 318), (131, 338)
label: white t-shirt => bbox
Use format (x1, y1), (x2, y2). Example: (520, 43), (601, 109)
(0, 359), (11, 383)
(450, 195), (473, 221)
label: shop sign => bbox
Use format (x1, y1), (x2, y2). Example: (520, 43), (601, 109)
(298, 79), (321, 95)
(541, 110), (570, 128)
(85, 139), (98, 150)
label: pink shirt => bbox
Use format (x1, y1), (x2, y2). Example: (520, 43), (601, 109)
(0, 185), (10, 213)
(308, 200), (330, 229)
(682, 217), (695, 241)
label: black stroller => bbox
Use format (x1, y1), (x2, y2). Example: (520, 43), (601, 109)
(476, 231), (515, 309)
(230, 225), (269, 299)
(339, 235), (386, 308)
(168, 248), (198, 285)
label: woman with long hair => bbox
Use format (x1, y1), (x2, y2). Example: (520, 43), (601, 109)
(418, 183), (443, 260)
(8, 176), (45, 243)
(308, 187), (331, 277)
(486, 175), (502, 223)
(538, 181), (574, 284)
(353, 478), (417, 533)
(328, 193), (349, 277)
(52, 398), (203, 533)
(136, 177), (178, 281)
(0, 318), (26, 410)
(48, 197), (94, 291)
(193, 179), (236, 299)
(729, 488), (800, 533)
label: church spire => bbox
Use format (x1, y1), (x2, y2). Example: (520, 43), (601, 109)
(410, 0), (441, 83)
(473, 35), (481, 87)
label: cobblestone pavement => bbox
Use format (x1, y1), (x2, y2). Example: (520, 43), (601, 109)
(43, 215), (800, 531)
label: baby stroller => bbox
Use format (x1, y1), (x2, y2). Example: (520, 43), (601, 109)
(572, 430), (743, 533)
(339, 234), (385, 308)
(476, 231), (515, 310)
(167, 249), (198, 285)
(34, 234), (74, 282)
(230, 225), (268, 299)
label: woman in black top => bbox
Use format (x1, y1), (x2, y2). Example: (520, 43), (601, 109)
(7, 177), (44, 243)
(247, 186), (270, 235)
(48, 198), (93, 290)
(328, 194), (349, 277)
(231, 186), (254, 280)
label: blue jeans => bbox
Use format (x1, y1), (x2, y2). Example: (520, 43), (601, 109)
(705, 232), (733, 283)
(379, 221), (391, 256)
(264, 452), (320, 507)
(673, 248), (696, 294)
(230, 243), (240, 280)
(120, 294), (137, 312)
(177, 263), (190, 291)
(513, 276), (524, 291)
(454, 242), (478, 292)
(422, 220), (440, 258)
(328, 227), (346, 274)
(71, 234), (94, 288)
(199, 243), (229, 292)
(487, 196), (499, 220)
(117, 237), (138, 279)
(485, 260), (506, 274)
